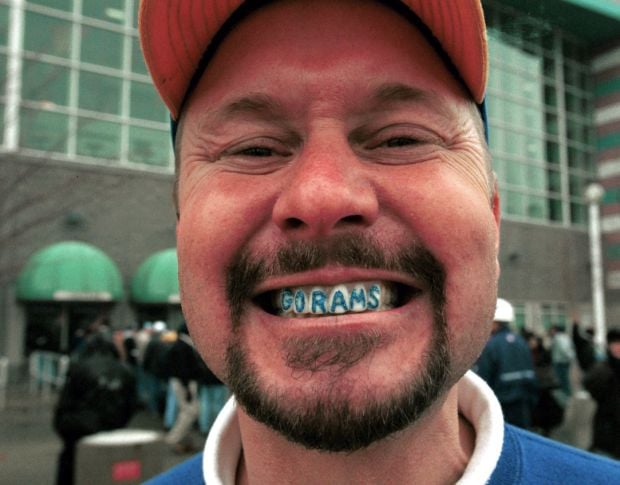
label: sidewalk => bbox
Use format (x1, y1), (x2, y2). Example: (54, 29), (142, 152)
(0, 379), (198, 485)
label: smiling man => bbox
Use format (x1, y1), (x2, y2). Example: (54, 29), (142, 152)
(139, 1), (620, 483)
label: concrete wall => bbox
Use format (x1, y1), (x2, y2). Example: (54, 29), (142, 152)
(498, 220), (591, 305)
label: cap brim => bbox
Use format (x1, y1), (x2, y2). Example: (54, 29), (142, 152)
(139, 0), (487, 120)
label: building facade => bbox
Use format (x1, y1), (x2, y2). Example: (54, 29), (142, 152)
(0, 0), (618, 364)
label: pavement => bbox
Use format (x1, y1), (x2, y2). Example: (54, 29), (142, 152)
(0, 369), (609, 484)
(0, 376), (198, 485)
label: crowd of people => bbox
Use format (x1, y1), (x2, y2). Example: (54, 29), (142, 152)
(54, 303), (620, 485)
(474, 298), (620, 460)
(53, 319), (228, 485)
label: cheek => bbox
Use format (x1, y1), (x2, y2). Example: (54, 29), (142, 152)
(176, 170), (286, 371)
(388, 167), (499, 366)
(438, 145), (491, 201)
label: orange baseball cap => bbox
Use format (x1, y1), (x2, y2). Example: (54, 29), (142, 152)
(139, 0), (488, 121)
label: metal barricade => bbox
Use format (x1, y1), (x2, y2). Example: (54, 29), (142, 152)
(75, 429), (165, 485)
(29, 351), (70, 398)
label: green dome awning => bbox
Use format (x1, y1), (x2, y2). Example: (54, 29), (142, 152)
(131, 248), (179, 304)
(16, 241), (124, 302)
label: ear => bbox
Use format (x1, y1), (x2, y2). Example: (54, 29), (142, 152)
(491, 177), (501, 233)
(491, 176), (501, 276)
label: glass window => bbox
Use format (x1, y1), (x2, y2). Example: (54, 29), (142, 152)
(504, 131), (525, 156)
(22, 59), (70, 106)
(543, 57), (555, 79)
(568, 146), (585, 170)
(130, 81), (166, 122)
(82, 1), (126, 25)
(565, 91), (580, 114)
(523, 106), (543, 133)
(527, 165), (546, 191)
(546, 141), (560, 165)
(485, 4), (595, 228)
(0, 103), (4, 145)
(24, 11), (72, 59)
(487, 96), (502, 121)
(0, 4), (9, 46)
(501, 70), (520, 94)
(541, 304), (567, 330)
(77, 117), (121, 160)
(28, 0), (73, 11)
(19, 107), (69, 152)
(488, 124), (503, 153)
(606, 244), (620, 261)
(504, 190), (525, 217)
(133, 1), (139, 29)
(527, 195), (547, 220)
(547, 169), (562, 194)
(521, 77), (541, 104)
(564, 63), (580, 88)
(603, 188), (620, 204)
(506, 162), (526, 187)
(0, 53), (6, 90)
(566, 118), (584, 142)
(513, 304), (526, 331)
(132, 37), (148, 75)
(607, 244), (620, 262)
(78, 71), (122, 114)
(570, 202), (586, 225)
(80, 25), (122, 69)
(569, 174), (584, 198)
(548, 198), (563, 223)
(544, 85), (557, 107)
(545, 113), (558, 135)
(525, 137), (544, 161)
(128, 125), (171, 167)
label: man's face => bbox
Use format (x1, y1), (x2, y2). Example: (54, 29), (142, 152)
(176, 0), (500, 451)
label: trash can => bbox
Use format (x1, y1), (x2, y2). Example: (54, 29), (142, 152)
(75, 429), (165, 485)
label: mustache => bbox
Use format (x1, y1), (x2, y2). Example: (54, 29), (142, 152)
(226, 233), (446, 327)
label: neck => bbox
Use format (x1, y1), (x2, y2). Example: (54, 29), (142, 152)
(235, 385), (475, 485)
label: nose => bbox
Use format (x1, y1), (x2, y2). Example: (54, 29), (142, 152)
(272, 137), (379, 238)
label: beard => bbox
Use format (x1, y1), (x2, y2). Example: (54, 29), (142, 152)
(224, 233), (450, 452)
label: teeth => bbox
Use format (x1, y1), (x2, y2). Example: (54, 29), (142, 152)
(274, 282), (392, 317)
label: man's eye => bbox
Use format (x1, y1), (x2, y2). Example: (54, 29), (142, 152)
(382, 137), (420, 148)
(238, 146), (274, 157)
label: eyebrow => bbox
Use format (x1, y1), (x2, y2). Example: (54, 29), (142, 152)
(216, 93), (286, 121)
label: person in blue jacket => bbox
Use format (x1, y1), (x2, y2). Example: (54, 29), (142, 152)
(137, 0), (620, 483)
(474, 298), (538, 428)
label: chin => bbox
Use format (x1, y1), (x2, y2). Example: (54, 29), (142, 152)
(225, 320), (452, 452)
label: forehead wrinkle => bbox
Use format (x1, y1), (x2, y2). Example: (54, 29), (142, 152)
(196, 93), (289, 133)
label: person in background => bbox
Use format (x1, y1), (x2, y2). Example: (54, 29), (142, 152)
(141, 321), (173, 414)
(198, 350), (228, 435)
(53, 334), (137, 485)
(164, 324), (204, 453)
(583, 328), (620, 459)
(572, 318), (597, 373)
(474, 298), (539, 428)
(550, 324), (576, 397)
(526, 332), (565, 436)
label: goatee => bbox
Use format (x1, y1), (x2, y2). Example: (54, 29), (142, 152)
(225, 233), (450, 452)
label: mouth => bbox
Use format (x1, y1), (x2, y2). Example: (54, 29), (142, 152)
(254, 281), (419, 317)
